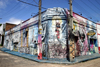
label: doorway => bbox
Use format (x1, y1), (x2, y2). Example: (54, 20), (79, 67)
(90, 39), (98, 53)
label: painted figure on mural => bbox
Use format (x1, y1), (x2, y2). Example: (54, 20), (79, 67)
(55, 20), (62, 45)
(29, 26), (38, 55)
(78, 25), (87, 56)
(48, 16), (67, 59)
(55, 21), (60, 39)
(34, 26), (38, 55)
(23, 29), (27, 46)
(30, 37), (37, 55)
(73, 22), (88, 56)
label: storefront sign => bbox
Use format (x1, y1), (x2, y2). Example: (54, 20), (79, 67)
(87, 30), (96, 36)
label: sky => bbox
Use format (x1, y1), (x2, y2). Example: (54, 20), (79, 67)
(0, 0), (100, 25)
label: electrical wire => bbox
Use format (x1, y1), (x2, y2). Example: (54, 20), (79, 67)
(73, 1), (98, 21)
(81, 0), (100, 16)
(95, 0), (100, 6)
(18, 0), (46, 9)
(88, 0), (100, 10)
(0, 2), (20, 17)
(17, 0), (63, 14)
(3, 0), (34, 19)
(33, 0), (38, 5)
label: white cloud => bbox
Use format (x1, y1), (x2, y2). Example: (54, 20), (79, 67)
(0, 0), (9, 9)
(4, 17), (22, 25)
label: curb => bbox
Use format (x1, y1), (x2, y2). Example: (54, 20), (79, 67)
(0, 48), (100, 64)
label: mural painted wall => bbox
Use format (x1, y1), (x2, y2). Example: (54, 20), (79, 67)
(19, 24), (30, 54)
(12, 25), (20, 51)
(73, 13), (88, 56)
(12, 31), (20, 51)
(72, 13), (99, 56)
(28, 25), (38, 55)
(3, 7), (100, 61)
(4, 31), (12, 50)
(87, 20), (98, 54)
(4, 25), (20, 51)
(97, 24), (100, 53)
(47, 19), (67, 59)
(19, 16), (39, 54)
(42, 8), (68, 59)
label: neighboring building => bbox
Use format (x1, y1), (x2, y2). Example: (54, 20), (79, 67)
(0, 24), (4, 45)
(96, 23), (100, 53)
(5, 23), (16, 31)
(0, 24), (2, 26)
(0, 23), (16, 46)
(3, 7), (100, 62)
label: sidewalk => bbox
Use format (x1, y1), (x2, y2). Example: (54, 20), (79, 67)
(0, 47), (100, 64)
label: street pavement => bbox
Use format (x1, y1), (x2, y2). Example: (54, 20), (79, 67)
(0, 50), (100, 67)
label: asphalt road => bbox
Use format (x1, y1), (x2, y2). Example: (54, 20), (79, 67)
(0, 50), (100, 67)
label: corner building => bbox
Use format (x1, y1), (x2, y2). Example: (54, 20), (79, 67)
(3, 7), (100, 62)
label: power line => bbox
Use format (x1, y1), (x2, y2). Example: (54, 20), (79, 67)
(88, 0), (100, 10)
(3, 0), (34, 18)
(67, 0), (98, 21)
(95, 0), (100, 6)
(16, 6), (37, 18)
(0, 2), (20, 17)
(73, 1), (98, 21)
(73, 2), (89, 18)
(81, 0), (100, 16)
(18, 0), (99, 22)
(18, 0), (62, 14)
(18, 0), (46, 9)
(33, 0), (38, 5)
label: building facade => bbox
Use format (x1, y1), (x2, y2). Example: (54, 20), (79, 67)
(3, 7), (100, 61)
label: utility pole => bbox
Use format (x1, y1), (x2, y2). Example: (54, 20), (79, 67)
(69, 0), (73, 29)
(38, 0), (42, 60)
(39, 0), (41, 28)
(69, 0), (75, 62)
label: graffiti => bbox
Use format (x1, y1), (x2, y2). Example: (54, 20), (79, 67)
(47, 16), (67, 59)
(49, 44), (67, 58)
(18, 47), (30, 54)
(28, 25), (38, 55)
(72, 21), (88, 56)
(3, 7), (100, 61)
(13, 31), (20, 51)
(78, 25), (87, 55)
(41, 22), (48, 57)
(0, 35), (2, 44)
(23, 29), (27, 46)
(87, 27), (98, 54)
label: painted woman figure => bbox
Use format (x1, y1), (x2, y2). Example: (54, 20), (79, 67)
(78, 25), (87, 56)
(55, 21), (60, 39)
(23, 29), (27, 47)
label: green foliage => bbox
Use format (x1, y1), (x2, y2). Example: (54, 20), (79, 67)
(0, 24), (2, 26)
